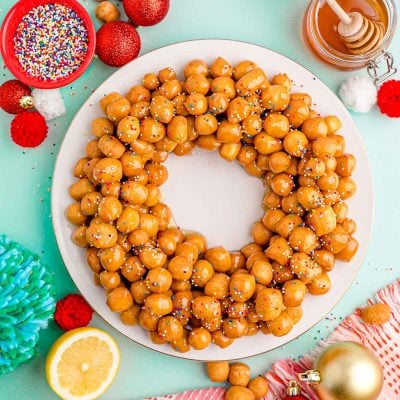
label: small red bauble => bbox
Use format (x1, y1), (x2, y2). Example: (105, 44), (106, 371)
(377, 79), (400, 118)
(0, 80), (33, 114)
(283, 396), (307, 400)
(96, 21), (141, 67)
(123, 0), (170, 26)
(10, 111), (48, 148)
(54, 294), (93, 331)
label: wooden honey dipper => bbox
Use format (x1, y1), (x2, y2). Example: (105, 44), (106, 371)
(327, 0), (385, 55)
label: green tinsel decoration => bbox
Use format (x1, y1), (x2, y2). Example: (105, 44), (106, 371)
(0, 234), (55, 374)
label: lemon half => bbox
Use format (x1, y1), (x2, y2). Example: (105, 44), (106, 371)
(46, 327), (120, 400)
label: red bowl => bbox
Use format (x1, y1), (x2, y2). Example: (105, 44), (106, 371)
(0, 0), (96, 89)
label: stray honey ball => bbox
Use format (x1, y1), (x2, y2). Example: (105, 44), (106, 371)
(228, 362), (251, 386)
(225, 386), (255, 400)
(206, 361), (230, 382)
(248, 376), (269, 399)
(95, 1), (120, 23)
(361, 304), (391, 325)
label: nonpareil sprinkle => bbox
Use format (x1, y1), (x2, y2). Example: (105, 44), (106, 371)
(14, 4), (88, 81)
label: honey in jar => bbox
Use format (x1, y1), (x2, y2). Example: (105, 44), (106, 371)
(303, 0), (397, 70)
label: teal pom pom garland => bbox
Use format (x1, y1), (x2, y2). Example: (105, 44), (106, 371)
(0, 234), (55, 374)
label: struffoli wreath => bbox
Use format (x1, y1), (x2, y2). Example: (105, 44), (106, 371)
(66, 57), (358, 353)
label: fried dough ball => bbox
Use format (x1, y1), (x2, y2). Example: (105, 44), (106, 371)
(188, 327), (212, 350)
(228, 362), (251, 386)
(206, 361), (230, 382)
(256, 288), (283, 321)
(226, 386), (255, 400)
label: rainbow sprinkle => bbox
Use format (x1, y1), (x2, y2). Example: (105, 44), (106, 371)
(14, 3), (88, 81)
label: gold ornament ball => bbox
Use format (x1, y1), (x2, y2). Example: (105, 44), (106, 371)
(315, 341), (384, 400)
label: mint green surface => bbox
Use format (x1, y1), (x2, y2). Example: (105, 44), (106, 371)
(0, 0), (399, 399)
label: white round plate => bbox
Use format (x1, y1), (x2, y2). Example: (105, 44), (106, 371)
(52, 39), (374, 361)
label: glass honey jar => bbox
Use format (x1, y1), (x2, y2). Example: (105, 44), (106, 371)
(303, 0), (397, 83)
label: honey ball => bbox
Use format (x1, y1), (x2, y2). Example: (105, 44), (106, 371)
(206, 361), (230, 382)
(228, 362), (251, 386)
(150, 331), (168, 345)
(86, 223), (118, 249)
(130, 280), (151, 305)
(225, 386), (255, 400)
(158, 316), (183, 342)
(144, 293), (173, 317)
(95, 1), (120, 23)
(188, 327), (212, 350)
(106, 97), (131, 123)
(190, 260), (214, 287)
(211, 330), (234, 349)
(72, 226), (89, 247)
(120, 305), (141, 326)
(248, 376), (269, 399)
(205, 246), (231, 272)
(307, 273), (332, 295)
(229, 274), (256, 302)
(99, 270), (121, 290)
(268, 311), (294, 337)
(139, 310), (160, 331)
(145, 267), (172, 293)
(361, 303), (391, 325)
(106, 287), (133, 312)
(192, 296), (221, 321)
(170, 329), (191, 353)
(223, 317), (248, 339)
(256, 288), (283, 321)
(92, 158), (123, 183)
(251, 260), (273, 286)
(204, 273), (230, 299)
(66, 203), (87, 225)
(143, 72), (160, 90)
(99, 244), (126, 271)
(286, 306), (303, 324)
(168, 255), (193, 281)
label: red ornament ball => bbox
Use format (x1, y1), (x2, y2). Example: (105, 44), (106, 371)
(0, 80), (33, 114)
(377, 79), (400, 118)
(283, 396), (307, 400)
(54, 294), (93, 331)
(10, 112), (48, 148)
(123, 0), (170, 26)
(96, 21), (141, 67)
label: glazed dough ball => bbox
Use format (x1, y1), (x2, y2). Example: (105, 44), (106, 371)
(206, 361), (230, 382)
(228, 362), (251, 386)
(248, 376), (269, 399)
(225, 386), (255, 400)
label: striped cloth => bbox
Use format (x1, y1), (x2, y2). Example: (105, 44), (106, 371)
(148, 279), (400, 400)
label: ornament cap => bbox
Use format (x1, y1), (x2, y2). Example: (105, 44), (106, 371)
(19, 95), (34, 109)
(287, 380), (301, 396)
(298, 370), (321, 385)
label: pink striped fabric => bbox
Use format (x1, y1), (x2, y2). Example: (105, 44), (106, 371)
(147, 279), (400, 400)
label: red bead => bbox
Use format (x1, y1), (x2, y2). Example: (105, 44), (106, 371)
(0, 80), (33, 114)
(54, 294), (93, 331)
(10, 111), (48, 148)
(123, 0), (169, 26)
(96, 21), (141, 67)
(283, 395), (307, 399)
(377, 79), (400, 118)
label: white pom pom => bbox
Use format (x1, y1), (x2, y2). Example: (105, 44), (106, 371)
(338, 76), (377, 113)
(32, 89), (66, 121)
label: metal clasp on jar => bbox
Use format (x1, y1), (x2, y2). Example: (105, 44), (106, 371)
(367, 52), (397, 86)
